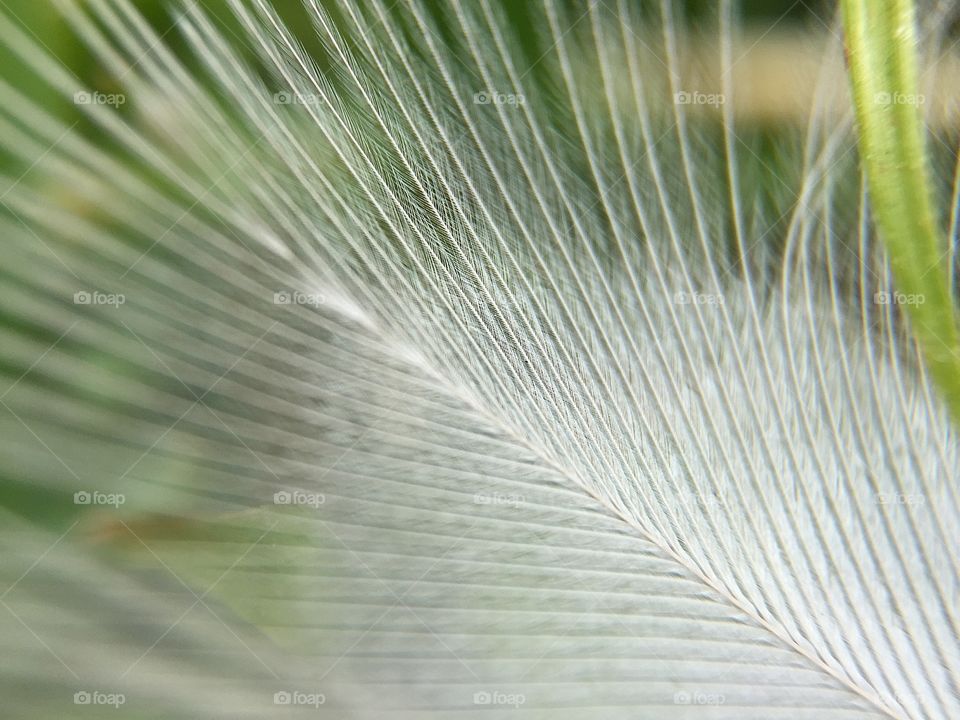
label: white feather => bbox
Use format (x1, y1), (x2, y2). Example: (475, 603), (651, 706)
(0, 0), (957, 718)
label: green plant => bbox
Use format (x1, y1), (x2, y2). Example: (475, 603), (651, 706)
(842, 0), (960, 425)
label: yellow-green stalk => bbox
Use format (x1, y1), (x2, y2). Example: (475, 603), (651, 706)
(842, 0), (960, 425)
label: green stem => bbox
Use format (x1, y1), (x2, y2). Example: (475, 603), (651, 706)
(842, 0), (960, 426)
